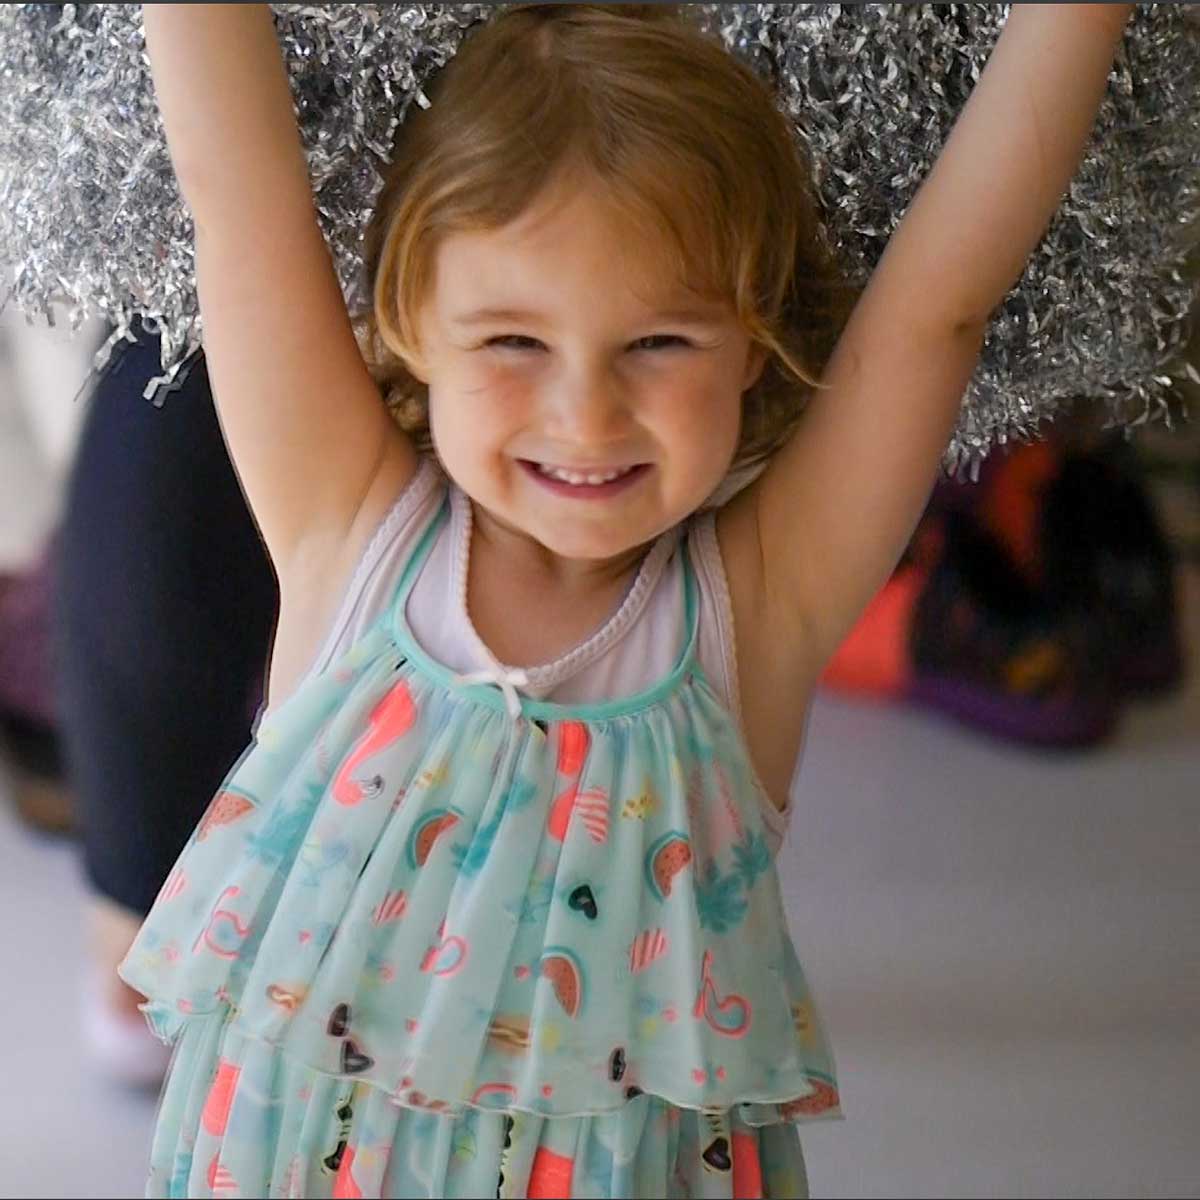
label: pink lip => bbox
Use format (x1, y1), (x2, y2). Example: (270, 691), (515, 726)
(519, 460), (651, 500)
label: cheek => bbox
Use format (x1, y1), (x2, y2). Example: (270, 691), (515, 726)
(654, 369), (742, 441)
(434, 360), (531, 432)
(471, 368), (527, 413)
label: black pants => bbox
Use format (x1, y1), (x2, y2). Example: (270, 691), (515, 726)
(54, 326), (278, 914)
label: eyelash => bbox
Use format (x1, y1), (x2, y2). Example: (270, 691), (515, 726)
(484, 334), (691, 353)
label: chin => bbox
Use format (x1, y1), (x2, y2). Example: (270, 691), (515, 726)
(527, 516), (654, 563)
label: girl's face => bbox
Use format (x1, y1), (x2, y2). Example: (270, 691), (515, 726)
(409, 177), (765, 579)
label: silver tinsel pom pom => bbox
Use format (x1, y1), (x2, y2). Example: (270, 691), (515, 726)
(1, 4), (1197, 473)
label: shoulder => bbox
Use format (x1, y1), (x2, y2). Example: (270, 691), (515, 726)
(343, 445), (447, 574)
(322, 451), (449, 633)
(696, 489), (820, 824)
(709, 477), (817, 684)
(273, 452), (446, 693)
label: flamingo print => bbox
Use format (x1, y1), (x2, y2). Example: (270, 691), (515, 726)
(192, 886), (251, 960)
(546, 722), (609, 844)
(332, 682), (417, 806)
(693, 949), (752, 1038)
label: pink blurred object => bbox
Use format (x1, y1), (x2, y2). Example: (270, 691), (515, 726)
(0, 534), (58, 727)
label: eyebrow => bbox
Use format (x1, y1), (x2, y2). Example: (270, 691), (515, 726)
(449, 307), (545, 326)
(448, 306), (726, 327)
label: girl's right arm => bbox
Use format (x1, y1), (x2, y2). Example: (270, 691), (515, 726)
(142, 4), (418, 581)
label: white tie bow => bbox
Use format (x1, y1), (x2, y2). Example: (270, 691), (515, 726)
(452, 665), (530, 721)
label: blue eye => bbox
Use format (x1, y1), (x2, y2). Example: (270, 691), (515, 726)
(486, 335), (544, 352)
(631, 335), (689, 352)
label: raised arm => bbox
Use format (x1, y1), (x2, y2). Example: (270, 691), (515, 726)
(730, 4), (1135, 677)
(142, 4), (417, 578)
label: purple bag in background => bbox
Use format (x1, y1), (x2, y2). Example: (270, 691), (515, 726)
(0, 534), (58, 729)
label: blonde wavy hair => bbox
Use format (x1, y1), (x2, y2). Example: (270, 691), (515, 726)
(355, 3), (855, 482)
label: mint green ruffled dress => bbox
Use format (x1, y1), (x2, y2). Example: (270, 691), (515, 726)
(119, 486), (841, 1199)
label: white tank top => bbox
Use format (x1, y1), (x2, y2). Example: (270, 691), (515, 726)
(293, 454), (795, 846)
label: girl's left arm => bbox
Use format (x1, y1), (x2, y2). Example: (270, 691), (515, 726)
(733, 4), (1135, 677)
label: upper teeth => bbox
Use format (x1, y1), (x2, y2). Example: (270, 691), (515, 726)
(536, 463), (636, 485)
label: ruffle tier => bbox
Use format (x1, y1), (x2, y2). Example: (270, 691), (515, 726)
(120, 622), (841, 1131)
(150, 1007), (811, 1198)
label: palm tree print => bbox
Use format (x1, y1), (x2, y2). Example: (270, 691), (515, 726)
(731, 829), (772, 891)
(505, 876), (555, 925)
(694, 827), (773, 933)
(694, 856), (749, 933)
(450, 775), (538, 878)
(243, 781), (324, 867)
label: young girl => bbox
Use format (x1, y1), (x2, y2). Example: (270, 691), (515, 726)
(121, 4), (1134, 1196)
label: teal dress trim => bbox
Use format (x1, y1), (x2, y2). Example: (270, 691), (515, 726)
(388, 494), (707, 723)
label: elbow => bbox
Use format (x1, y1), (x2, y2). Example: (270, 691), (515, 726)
(948, 313), (990, 347)
(904, 310), (988, 354)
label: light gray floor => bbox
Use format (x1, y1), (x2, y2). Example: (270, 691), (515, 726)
(1, 569), (1197, 1198)
(789, 572), (1200, 1198)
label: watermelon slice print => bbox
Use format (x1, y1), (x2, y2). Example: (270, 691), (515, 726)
(197, 789), (255, 840)
(539, 945), (585, 1017)
(780, 1072), (841, 1118)
(644, 831), (692, 901)
(405, 808), (461, 869)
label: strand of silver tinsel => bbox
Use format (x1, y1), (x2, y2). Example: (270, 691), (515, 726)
(1, 4), (1198, 474)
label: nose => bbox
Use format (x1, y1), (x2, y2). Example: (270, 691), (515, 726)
(542, 359), (634, 445)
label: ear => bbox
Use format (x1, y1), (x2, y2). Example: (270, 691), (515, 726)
(402, 344), (430, 385)
(397, 321), (431, 384)
(741, 342), (768, 393)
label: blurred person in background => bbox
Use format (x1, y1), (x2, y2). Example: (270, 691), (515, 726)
(52, 321), (278, 1085)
